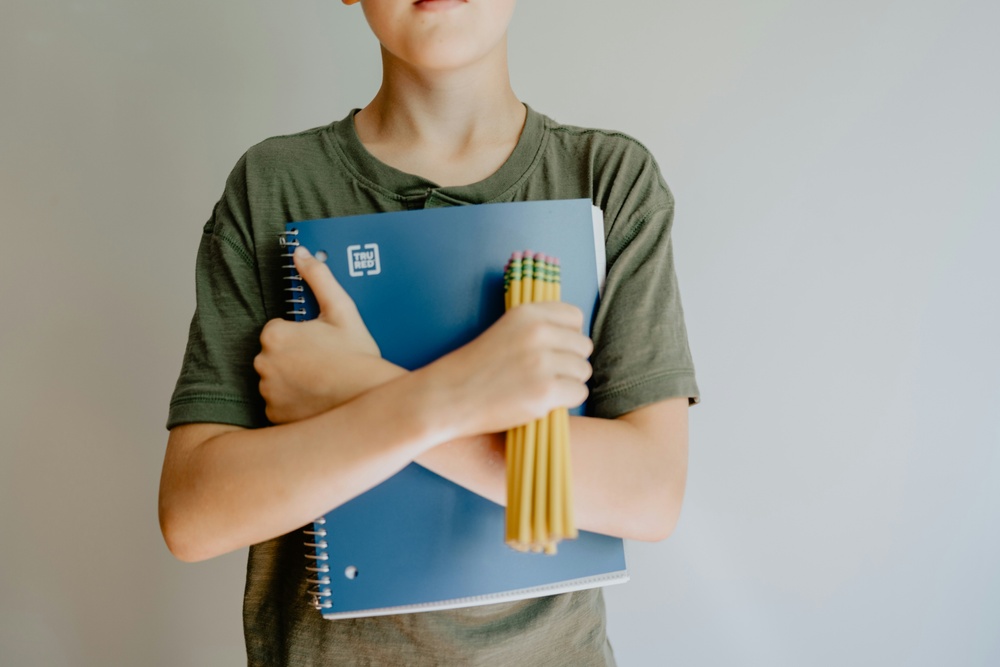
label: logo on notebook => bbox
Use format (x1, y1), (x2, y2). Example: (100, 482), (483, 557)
(347, 243), (381, 277)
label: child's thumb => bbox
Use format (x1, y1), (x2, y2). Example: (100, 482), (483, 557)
(293, 246), (359, 325)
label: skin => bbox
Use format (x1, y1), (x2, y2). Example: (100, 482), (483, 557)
(158, 0), (689, 563)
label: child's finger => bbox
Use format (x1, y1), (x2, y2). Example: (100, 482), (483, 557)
(511, 311), (594, 359)
(551, 351), (593, 384)
(550, 377), (590, 410)
(293, 245), (359, 325)
(520, 301), (586, 332)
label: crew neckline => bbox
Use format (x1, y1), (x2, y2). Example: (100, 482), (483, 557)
(330, 103), (545, 206)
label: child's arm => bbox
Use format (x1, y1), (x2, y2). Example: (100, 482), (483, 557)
(158, 249), (593, 563)
(415, 400), (688, 543)
(254, 251), (688, 544)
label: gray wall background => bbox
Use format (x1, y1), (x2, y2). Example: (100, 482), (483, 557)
(2, 1), (997, 665)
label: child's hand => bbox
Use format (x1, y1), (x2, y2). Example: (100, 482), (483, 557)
(425, 301), (593, 440)
(256, 246), (592, 440)
(254, 246), (402, 424)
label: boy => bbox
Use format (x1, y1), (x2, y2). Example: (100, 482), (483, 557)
(159, 0), (700, 664)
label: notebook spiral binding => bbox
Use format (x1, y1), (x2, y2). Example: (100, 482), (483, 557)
(280, 228), (334, 612)
(279, 229), (307, 317)
(304, 518), (333, 611)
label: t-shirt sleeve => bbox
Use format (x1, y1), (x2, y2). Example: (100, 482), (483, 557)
(167, 154), (269, 429)
(587, 180), (701, 419)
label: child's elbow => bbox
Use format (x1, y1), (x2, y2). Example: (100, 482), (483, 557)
(159, 510), (193, 562)
(159, 500), (213, 563)
(630, 520), (676, 543)
(630, 489), (684, 542)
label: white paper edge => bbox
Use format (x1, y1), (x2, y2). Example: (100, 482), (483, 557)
(321, 570), (629, 621)
(591, 206), (607, 297)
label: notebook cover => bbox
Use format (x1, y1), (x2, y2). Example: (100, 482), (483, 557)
(285, 199), (627, 619)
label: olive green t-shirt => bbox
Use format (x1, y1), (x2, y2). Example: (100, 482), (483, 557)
(168, 105), (700, 666)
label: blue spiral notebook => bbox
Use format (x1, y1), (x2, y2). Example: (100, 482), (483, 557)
(281, 199), (628, 620)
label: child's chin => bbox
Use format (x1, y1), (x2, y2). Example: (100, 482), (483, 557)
(404, 41), (489, 71)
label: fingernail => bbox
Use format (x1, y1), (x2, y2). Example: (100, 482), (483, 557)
(294, 245), (311, 259)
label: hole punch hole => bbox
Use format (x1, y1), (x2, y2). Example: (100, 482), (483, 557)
(314, 250), (329, 263)
(344, 566), (359, 580)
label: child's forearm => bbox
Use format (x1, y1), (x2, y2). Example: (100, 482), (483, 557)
(417, 406), (688, 542)
(159, 366), (458, 563)
(263, 352), (688, 543)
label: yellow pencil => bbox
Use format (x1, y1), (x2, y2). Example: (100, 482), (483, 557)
(532, 254), (550, 549)
(503, 257), (512, 540)
(515, 251), (537, 547)
(504, 253), (523, 546)
(546, 258), (564, 547)
(545, 256), (569, 549)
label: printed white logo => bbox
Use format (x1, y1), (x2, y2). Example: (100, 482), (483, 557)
(347, 243), (381, 277)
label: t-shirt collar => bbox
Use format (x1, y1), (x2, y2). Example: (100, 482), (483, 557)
(331, 104), (544, 206)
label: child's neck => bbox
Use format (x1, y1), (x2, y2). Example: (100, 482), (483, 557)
(354, 43), (526, 188)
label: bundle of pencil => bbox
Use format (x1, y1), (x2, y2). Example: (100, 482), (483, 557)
(502, 251), (578, 554)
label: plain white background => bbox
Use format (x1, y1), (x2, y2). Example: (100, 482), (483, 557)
(1, 1), (998, 665)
